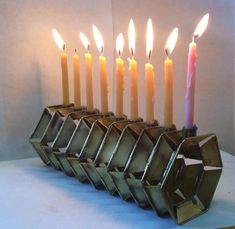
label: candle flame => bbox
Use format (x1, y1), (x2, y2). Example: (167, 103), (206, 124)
(52, 29), (65, 51)
(165, 28), (178, 56)
(193, 13), (209, 39)
(146, 18), (153, 59)
(92, 25), (104, 53)
(80, 32), (90, 51)
(116, 33), (124, 56)
(128, 18), (135, 56)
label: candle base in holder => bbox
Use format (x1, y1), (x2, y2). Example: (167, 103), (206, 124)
(182, 125), (198, 138)
(68, 114), (127, 183)
(29, 103), (75, 165)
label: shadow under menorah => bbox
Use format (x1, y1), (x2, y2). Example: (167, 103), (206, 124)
(29, 104), (223, 225)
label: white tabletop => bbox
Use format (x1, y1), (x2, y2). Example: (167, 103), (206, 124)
(0, 152), (234, 229)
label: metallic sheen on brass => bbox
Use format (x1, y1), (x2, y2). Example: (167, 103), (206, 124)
(29, 104), (75, 165)
(30, 106), (222, 225)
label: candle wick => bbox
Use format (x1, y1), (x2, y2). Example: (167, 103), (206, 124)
(165, 48), (169, 57)
(192, 35), (197, 43)
(148, 50), (151, 62)
(131, 47), (134, 58)
(75, 48), (77, 53)
(87, 44), (90, 52)
(101, 46), (104, 55)
(118, 50), (121, 57)
(63, 44), (66, 52)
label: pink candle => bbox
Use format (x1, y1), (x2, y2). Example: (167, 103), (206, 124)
(184, 40), (197, 128)
(184, 13), (209, 128)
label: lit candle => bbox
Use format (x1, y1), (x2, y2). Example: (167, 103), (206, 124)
(80, 32), (94, 112)
(115, 33), (125, 117)
(52, 29), (69, 105)
(164, 28), (178, 128)
(185, 13), (209, 128)
(145, 18), (155, 124)
(73, 49), (81, 109)
(92, 25), (108, 113)
(128, 19), (138, 120)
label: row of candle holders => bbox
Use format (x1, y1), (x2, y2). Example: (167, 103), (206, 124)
(29, 104), (223, 225)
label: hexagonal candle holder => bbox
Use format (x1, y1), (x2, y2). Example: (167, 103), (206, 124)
(111, 125), (170, 205)
(103, 121), (159, 198)
(125, 130), (183, 210)
(79, 118), (143, 190)
(159, 133), (222, 224)
(53, 112), (114, 176)
(29, 104), (76, 165)
(42, 109), (98, 170)
(67, 115), (127, 183)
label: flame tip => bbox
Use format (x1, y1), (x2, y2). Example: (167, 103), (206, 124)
(146, 17), (153, 59)
(52, 28), (65, 51)
(193, 13), (210, 39)
(128, 18), (136, 55)
(80, 32), (90, 50)
(92, 24), (104, 53)
(165, 27), (179, 56)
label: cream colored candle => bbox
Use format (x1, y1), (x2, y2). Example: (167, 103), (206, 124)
(184, 14), (209, 128)
(52, 29), (70, 105)
(80, 32), (94, 112)
(73, 50), (81, 108)
(129, 58), (138, 120)
(128, 19), (138, 120)
(99, 55), (108, 113)
(145, 63), (154, 123)
(164, 57), (173, 128)
(145, 18), (155, 124)
(85, 52), (94, 112)
(93, 25), (108, 113)
(61, 51), (69, 105)
(164, 28), (178, 128)
(115, 33), (125, 117)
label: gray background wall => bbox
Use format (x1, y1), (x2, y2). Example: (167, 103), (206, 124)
(0, 0), (234, 161)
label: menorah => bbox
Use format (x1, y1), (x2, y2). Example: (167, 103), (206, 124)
(29, 104), (222, 225)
